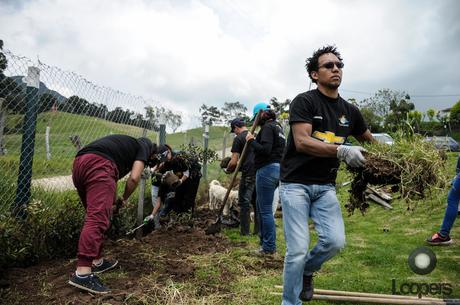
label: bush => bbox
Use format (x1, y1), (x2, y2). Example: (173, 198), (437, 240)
(0, 187), (138, 269)
(0, 192), (83, 268)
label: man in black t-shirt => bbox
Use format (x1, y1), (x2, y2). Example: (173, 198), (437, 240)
(69, 134), (158, 294)
(280, 46), (373, 305)
(225, 118), (258, 236)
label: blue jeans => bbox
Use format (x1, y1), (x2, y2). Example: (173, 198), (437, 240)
(280, 182), (345, 305)
(256, 163), (280, 252)
(440, 174), (460, 237)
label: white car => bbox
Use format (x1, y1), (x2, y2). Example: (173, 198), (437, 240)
(372, 133), (394, 145)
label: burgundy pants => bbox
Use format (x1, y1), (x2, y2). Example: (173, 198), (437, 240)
(72, 153), (118, 267)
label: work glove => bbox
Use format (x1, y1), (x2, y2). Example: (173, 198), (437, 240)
(337, 145), (367, 168)
(144, 214), (154, 224)
(220, 157), (231, 169)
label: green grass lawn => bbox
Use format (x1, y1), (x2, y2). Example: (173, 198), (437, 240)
(199, 154), (460, 304)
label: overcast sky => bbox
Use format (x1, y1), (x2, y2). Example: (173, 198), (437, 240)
(1, 0), (459, 129)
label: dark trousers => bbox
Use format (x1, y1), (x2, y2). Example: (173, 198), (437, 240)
(239, 172), (256, 215)
(72, 153), (118, 267)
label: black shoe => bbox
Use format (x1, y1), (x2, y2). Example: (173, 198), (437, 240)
(299, 274), (314, 301)
(68, 273), (110, 294)
(92, 259), (118, 274)
(255, 247), (276, 256)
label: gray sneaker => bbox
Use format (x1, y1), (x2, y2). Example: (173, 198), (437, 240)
(68, 273), (110, 294)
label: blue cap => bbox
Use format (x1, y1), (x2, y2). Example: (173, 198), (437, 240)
(252, 102), (270, 121)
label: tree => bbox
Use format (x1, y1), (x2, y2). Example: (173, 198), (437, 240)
(426, 108), (437, 122)
(449, 100), (460, 125)
(408, 110), (422, 132)
(221, 101), (247, 123)
(168, 113), (182, 132)
(269, 97), (290, 115)
(361, 88), (409, 118)
(38, 93), (58, 113)
(360, 106), (383, 132)
(199, 103), (222, 126)
(384, 97), (414, 131)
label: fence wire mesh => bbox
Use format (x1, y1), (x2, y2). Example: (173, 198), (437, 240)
(0, 48), (183, 214)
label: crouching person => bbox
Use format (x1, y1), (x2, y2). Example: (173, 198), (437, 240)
(145, 144), (201, 223)
(69, 134), (158, 294)
(159, 151), (202, 217)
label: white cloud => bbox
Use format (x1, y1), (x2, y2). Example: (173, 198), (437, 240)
(1, 0), (459, 130)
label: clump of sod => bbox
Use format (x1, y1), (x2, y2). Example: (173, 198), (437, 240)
(346, 134), (448, 215)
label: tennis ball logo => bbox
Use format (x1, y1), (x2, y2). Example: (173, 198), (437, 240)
(408, 247), (437, 275)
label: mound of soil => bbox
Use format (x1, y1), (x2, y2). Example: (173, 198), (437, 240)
(0, 209), (235, 305)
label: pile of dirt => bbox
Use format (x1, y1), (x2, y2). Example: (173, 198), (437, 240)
(0, 210), (235, 305)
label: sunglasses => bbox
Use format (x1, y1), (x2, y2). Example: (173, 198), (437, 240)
(319, 61), (344, 69)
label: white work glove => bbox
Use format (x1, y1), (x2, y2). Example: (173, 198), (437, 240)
(337, 145), (367, 168)
(144, 214), (154, 224)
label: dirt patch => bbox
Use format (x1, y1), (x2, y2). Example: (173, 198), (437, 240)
(0, 209), (237, 305)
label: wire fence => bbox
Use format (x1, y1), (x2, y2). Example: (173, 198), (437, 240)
(0, 48), (216, 216)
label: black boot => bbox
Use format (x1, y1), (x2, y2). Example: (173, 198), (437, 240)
(299, 274), (314, 301)
(240, 210), (250, 236)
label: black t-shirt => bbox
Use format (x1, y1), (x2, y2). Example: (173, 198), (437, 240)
(280, 89), (367, 185)
(76, 134), (153, 179)
(231, 130), (255, 174)
(250, 120), (286, 170)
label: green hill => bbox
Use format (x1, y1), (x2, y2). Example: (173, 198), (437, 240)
(1, 111), (230, 178)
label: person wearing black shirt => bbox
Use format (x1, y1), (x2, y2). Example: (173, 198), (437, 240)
(226, 118), (258, 236)
(148, 145), (202, 218)
(279, 46), (373, 305)
(69, 134), (158, 294)
(246, 103), (286, 255)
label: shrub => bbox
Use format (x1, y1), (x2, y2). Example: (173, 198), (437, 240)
(0, 187), (138, 269)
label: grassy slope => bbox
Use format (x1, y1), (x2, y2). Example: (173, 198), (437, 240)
(1, 111), (230, 178)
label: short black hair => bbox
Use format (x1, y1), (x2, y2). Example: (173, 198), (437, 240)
(305, 45), (343, 84)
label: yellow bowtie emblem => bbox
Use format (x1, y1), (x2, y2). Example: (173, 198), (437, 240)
(312, 131), (345, 144)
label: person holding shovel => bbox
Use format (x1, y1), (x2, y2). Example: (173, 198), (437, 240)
(226, 117), (259, 236)
(68, 134), (158, 294)
(246, 103), (286, 255)
(279, 45), (373, 304)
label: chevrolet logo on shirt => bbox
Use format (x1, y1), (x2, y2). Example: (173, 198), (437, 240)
(312, 131), (345, 144)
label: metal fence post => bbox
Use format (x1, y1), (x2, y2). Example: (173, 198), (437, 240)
(136, 128), (148, 239)
(13, 66), (40, 217)
(0, 97), (6, 155)
(159, 113), (166, 146)
(45, 126), (51, 160)
(222, 130), (227, 159)
(202, 124), (209, 180)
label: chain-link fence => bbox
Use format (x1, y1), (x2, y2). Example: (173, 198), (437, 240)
(0, 48), (181, 215)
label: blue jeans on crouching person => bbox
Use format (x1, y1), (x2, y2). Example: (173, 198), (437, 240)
(255, 163), (280, 253)
(280, 182), (345, 305)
